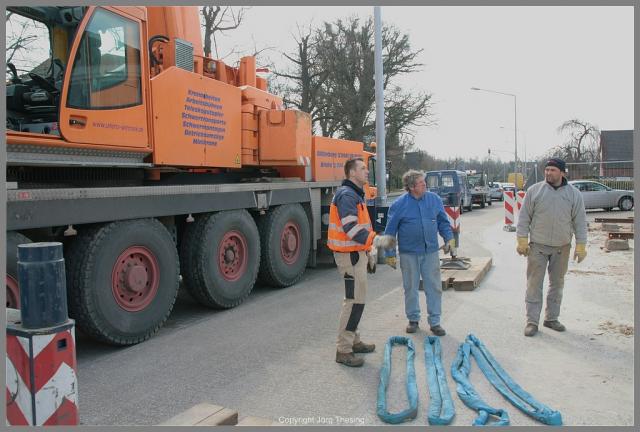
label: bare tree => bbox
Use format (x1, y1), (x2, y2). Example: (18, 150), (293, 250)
(200, 6), (248, 58)
(6, 11), (41, 67)
(555, 119), (600, 162)
(274, 16), (435, 172)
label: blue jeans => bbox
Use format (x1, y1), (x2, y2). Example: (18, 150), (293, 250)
(399, 251), (442, 326)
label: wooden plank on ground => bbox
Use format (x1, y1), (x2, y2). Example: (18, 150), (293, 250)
(159, 403), (237, 426)
(196, 408), (238, 426)
(609, 232), (634, 240)
(594, 217), (634, 224)
(237, 416), (276, 426)
(441, 257), (492, 291)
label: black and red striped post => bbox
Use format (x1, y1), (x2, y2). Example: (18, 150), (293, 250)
(6, 242), (79, 425)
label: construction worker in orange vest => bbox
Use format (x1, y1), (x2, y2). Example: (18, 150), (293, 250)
(328, 158), (395, 367)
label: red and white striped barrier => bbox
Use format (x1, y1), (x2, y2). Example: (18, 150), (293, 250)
(516, 191), (526, 212)
(444, 205), (461, 233)
(503, 191), (516, 231)
(6, 312), (79, 426)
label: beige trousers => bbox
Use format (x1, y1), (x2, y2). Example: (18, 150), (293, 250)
(334, 251), (368, 354)
(525, 242), (571, 325)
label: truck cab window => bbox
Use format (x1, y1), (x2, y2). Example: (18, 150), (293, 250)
(441, 174), (454, 188)
(67, 8), (141, 109)
(5, 13), (51, 83)
(368, 157), (376, 185)
(5, 12), (57, 133)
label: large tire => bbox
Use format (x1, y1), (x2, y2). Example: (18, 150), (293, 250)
(181, 210), (260, 308)
(66, 219), (179, 345)
(6, 232), (31, 309)
(257, 204), (311, 287)
(480, 198), (486, 209)
(618, 196), (634, 211)
(180, 215), (206, 302)
(488, 196), (492, 206)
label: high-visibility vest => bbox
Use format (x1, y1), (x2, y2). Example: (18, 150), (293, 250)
(327, 201), (375, 252)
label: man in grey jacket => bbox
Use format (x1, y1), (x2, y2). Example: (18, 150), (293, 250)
(516, 158), (588, 337)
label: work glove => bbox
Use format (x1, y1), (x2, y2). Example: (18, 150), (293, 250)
(385, 256), (397, 270)
(373, 234), (396, 250)
(573, 243), (587, 263)
(516, 237), (530, 256)
(442, 238), (456, 255)
(367, 248), (377, 274)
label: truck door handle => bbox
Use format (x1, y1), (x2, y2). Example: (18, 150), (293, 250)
(69, 117), (86, 127)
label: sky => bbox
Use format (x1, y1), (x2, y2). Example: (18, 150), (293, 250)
(216, 5), (634, 162)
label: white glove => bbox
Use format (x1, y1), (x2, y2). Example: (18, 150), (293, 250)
(373, 234), (396, 250)
(367, 248), (377, 274)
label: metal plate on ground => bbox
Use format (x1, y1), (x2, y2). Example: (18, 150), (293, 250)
(441, 257), (492, 291)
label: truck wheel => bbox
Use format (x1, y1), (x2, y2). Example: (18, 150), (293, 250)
(258, 204), (311, 287)
(488, 196), (492, 206)
(182, 210), (259, 308)
(480, 199), (485, 209)
(618, 196), (633, 211)
(66, 219), (179, 345)
(180, 215), (206, 302)
(6, 232), (31, 309)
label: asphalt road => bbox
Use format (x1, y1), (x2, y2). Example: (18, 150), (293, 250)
(75, 201), (634, 426)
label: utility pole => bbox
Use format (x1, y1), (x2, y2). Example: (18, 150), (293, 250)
(374, 6), (387, 205)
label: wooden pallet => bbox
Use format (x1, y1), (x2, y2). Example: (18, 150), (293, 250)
(441, 256), (492, 291)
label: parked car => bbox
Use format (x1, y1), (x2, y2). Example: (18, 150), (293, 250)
(489, 182), (504, 201)
(425, 169), (473, 212)
(501, 182), (516, 195)
(569, 180), (634, 211)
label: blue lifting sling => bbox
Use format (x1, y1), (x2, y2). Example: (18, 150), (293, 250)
(451, 340), (510, 426)
(453, 334), (563, 426)
(424, 336), (455, 425)
(377, 336), (418, 424)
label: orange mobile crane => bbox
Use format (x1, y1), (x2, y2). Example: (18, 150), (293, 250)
(5, 6), (379, 345)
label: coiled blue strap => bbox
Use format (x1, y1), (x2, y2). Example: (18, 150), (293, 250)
(424, 336), (455, 425)
(451, 342), (510, 426)
(377, 336), (418, 424)
(465, 334), (562, 426)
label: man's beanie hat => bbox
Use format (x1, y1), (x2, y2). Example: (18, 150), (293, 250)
(545, 157), (566, 172)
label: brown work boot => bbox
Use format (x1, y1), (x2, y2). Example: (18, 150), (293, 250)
(406, 321), (419, 333)
(335, 351), (364, 367)
(430, 325), (446, 336)
(352, 341), (375, 353)
(543, 320), (566, 332)
(524, 323), (538, 337)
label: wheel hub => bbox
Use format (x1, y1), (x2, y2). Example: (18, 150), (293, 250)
(124, 265), (148, 293)
(281, 222), (301, 265)
(112, 246), (159, 312)
(218, 231), (248, 281)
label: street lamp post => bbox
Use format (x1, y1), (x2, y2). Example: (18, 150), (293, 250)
(500, 125), (527, 183)
(471, 87), (518, 193)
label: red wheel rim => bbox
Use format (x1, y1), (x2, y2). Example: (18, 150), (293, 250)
(111, 246), (159, 312)
(218, 230), (248, 281)
(6, 275), (20, 309)
(280, 221), (301, 265)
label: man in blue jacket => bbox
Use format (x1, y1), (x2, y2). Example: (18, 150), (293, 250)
(384, 170), (454, 335)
